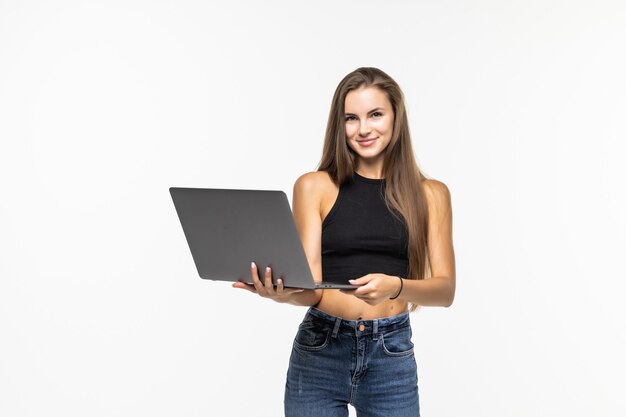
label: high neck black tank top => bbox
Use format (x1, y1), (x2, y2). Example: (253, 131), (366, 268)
(321, 172), (409, 283)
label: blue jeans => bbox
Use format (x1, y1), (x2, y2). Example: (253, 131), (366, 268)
(284, 307), (420, 417)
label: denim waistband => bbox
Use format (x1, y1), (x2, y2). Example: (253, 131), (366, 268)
(306, 307), (410, 337)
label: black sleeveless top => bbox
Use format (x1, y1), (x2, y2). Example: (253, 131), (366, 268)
(321, 172), (409, 283)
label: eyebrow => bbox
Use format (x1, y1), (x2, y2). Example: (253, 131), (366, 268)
(345, 107), (386, 116)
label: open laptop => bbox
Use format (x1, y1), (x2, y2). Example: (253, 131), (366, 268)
(170, 187), (358, 290)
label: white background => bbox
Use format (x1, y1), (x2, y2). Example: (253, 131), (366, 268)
(1, 1), (625, 416)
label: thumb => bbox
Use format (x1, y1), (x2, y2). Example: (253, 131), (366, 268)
(349, 276), (370, 286)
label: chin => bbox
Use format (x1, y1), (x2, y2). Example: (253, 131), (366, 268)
(355, 149), (384, 159)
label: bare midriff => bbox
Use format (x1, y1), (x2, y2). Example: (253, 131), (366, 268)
(315, 290), (408, 320)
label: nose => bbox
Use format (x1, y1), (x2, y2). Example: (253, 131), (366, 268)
(358, 120), (372, 137)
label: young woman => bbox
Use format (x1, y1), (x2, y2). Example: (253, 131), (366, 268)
(233, 67), (456, 417)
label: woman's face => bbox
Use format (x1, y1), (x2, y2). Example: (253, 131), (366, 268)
(344, 86), (395, 166)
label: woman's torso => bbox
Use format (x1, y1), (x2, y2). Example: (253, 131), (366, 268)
(314, 171), (409, 320)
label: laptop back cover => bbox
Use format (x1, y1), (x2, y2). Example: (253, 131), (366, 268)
(170, 187), (317, 289)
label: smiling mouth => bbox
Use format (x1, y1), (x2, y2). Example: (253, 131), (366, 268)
(357, 138), (378, 146)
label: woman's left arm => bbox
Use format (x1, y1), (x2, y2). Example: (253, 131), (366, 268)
(398, 179), (456, 306)
(347, 179), (456, 307)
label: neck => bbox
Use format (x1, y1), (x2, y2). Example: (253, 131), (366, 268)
(355, 159), (384, 179)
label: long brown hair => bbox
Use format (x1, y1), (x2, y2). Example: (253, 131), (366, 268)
(317, 67), (430, 310)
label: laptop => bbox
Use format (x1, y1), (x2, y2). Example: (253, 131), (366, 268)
(169, 187), (358, 289)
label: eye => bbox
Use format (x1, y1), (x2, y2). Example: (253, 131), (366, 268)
(345, 115), (357, 121)
(372, 111), (383, 118)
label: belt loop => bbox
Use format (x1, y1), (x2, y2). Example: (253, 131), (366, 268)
(373, 319), (379, 341)
(332, 316), (342, 338)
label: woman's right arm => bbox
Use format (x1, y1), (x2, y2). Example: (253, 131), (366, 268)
(232, 172), (324, 307)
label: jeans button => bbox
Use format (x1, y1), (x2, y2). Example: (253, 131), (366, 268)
(358, 324), (365, 331)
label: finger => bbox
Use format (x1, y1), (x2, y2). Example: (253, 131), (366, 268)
(250, 262), (261, 284)
(232, 281), (257, 293)
(349, 276), (370, 286)
(264, 266), (276, 296)
(342, 284), (364, 295)
(250, 262), (267, 295)
(352, 286), (370, 297)
(355, 290), (378, 302)
(276, 279), (304, 295)
(353, 278), (378, 295)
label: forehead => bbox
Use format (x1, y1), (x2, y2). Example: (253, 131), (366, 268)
(344, 86), (391, 112)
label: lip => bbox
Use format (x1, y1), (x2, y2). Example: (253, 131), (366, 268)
(356, 138), (378, 147)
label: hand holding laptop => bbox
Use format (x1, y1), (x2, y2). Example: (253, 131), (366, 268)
(232, 262), (305, 301)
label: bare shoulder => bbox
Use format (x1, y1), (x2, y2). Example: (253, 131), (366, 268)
(422, 179), (452, 212)
(293, 171), (338, 220)
(293, 171), (336, 195)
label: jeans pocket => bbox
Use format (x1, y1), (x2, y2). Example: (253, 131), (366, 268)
(293, 322), (331, 352)
(381, 326), (414, 357)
